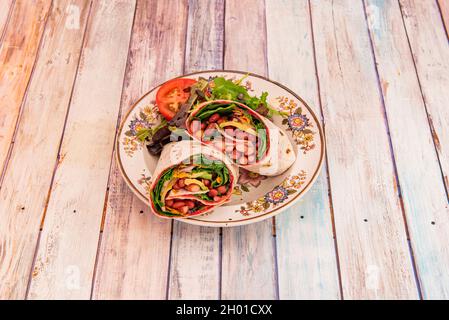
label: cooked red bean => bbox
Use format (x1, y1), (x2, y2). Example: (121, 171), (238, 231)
(202, 179), (211, 186)
(172, 183), (182, 190)
(238, 156), (248, 165)
(235, 142), (246, 153)
(166, 199), (174, 207)
(208, 114), (220, 123)
(225, 145), (234, 153)
(186, 201), (195, 209)
(217, 185), (227, 194)
(208, 189), (218, 197)
(172, 201), (186, 209)
(185, 184), (201, 192)
(213, 196), (221, 202)
(217, 118), (225, 124)
(246, 143), (256, 155)
(177, 178), (185, 188)
(225, 128), (234, 136)
(179, 206), (189, 214)
(200, 122), (207, 130)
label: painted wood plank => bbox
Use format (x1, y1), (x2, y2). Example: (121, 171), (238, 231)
(27, 0), (136, 300)
(310, 0), (418, 299)
(221, 0), (277, 300)
(0, 0), (91, 300)
(437, 0), (449, 35)
(92, 0), (188, 300)
(265, 0), (340, 300)
(366, 0), (449, 299)
(168, 0), (224, 300)
(0, 0), (14, 43)
(399, 0), (449, 194)
(0, 0), (52, 177)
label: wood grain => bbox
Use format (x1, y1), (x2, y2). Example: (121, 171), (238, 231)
(0, 0), (51, 178)
(265, 0), (341, 299)
(310, 0), (418, 299)
(221, 0), (277, 300)
(437, 0), (449, 35)
(168, 0), (224, 300)
(0, 0), (14, 44)
(0, 0), (91, 300)
(399, 0), (449, 193)
(366, 0), (449, 299)
(27, 0), (136, 300)
(92, 0), (188, 300)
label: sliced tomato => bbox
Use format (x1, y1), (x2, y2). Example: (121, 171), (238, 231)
(156, 78), (197, 120)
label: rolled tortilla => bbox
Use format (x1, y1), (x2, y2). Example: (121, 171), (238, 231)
(149, 140), (238, 218)
(186, 100), (296, 176)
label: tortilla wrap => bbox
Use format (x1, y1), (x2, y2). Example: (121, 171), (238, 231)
(186, 100), (296, 176)
(149, 140), (238, 218)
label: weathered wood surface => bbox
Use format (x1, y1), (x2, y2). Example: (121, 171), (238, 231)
(1, 0), (448, 300)
(399, 0), (449, 194)
(168, 0), (224, 300)
(0, 0), (51, 177)
(27, 0), (136, 299)
(93, 0), (188, 300)
(366, 0), (449, 300)
(437, 0), (449, 35)
(310, 0), (418, 299)
(0, 0), (14, 44)
(0, 0), (91, 300)
(266, 0), (340, 300)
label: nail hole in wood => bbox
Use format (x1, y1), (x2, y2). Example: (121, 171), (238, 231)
(431, 221), (435, 225)
(300, 215), (304, 219)
(139, 210), (144, 214)
(21, 207), (25, 210)
(73, 210), (76, 213)
(364, 219), (368, 222)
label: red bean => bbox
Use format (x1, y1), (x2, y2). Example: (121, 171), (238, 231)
(208, 189), (218, 197)
(200, 122), (207, 130)
(208, 114), (220, 123)
(185, 184), (201, 192)
(246, 143), (256, 156)
(172, 183), (181, 190)
(217, 118), (225, 124)
(236, 130), (247, 140)
(225, 128), (235, 136)
(166, 199), (174, 207)
(238, 156), (248, 165)
(186, 201), (195, 209)
(172, 201), (186, 209)
(213, 196), (222, 202)
(177, 178), (185, 188)
(225, 144), (234, 153)
(179, 206), (189, 214)
(206, 123), (216, 130)
(217, 185), (227, 194)
(235, 142), (246, 153)
(202, 179), (211, 187)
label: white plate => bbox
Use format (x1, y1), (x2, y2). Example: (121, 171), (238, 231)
(116, 70), (325, 227)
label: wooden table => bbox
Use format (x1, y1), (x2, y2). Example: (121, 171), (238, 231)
(0, 0), (448, 300)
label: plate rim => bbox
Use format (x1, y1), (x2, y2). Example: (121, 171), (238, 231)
(116, 69), (325, 227)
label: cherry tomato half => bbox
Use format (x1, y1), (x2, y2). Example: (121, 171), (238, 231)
(156, 78), (197, 120)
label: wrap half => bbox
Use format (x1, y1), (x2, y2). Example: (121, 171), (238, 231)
(186, 100), (296, 176)
(149, 140), (238, 218)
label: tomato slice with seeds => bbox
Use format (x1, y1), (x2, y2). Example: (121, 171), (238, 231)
(156, 78), (197, 120)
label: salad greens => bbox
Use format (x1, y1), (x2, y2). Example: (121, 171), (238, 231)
(150, 168), (177, 217)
